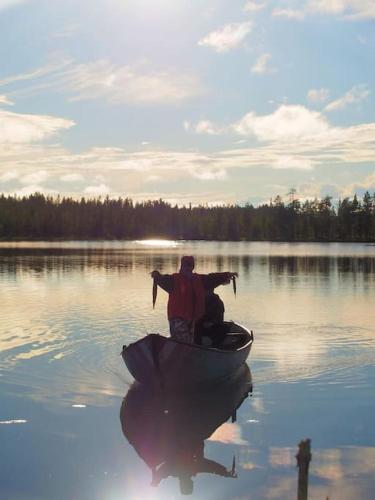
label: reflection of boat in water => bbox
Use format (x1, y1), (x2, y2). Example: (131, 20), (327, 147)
(121, 322), (253, 388)
(120, 364), (252, 495)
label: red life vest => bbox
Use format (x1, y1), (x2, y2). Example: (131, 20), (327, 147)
(167, 273), (206, 321)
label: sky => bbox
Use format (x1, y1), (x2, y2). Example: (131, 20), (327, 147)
(0, 0), (374, 206)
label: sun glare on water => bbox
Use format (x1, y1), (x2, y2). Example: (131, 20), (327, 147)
(135, 239), (179, 248)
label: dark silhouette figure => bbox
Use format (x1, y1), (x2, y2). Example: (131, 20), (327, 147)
(194, 289), (228, 346)
(151, 256), (237, 343)
(120, 364), (252, 495)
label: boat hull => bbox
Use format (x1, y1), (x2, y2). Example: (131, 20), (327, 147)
(122, 323), (253, 388)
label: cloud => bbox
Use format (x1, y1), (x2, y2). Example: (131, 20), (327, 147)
(191, 167), (227, 180)
(20, 170), (49, 185)
(307, 88), (330, 103)
(1, 116), (375, 192)
(272, 1), (375, 20)
(0, 94), (14, 105)
(232, 105), (330, 141)
(0, 0), (27, 11)
(251, 53), (276, 74)
(3, 60), (204, 106)
(0, 60), (72, 87)
(0, 100), (375, 200)
(15, 185), (58, 196)
(53, 23), (79, 39)
(145, 175), (161, 182)
(0, 171), (18, 182)
(198, 22), (252, 53)
(325, 84), (370, 111)
(267, 447), (375, 500)
(60, 173), (84, 182)
(272, 7), (306, 20)
(0, 109), (75, 144)
(126, 190), (236, 207)
(309, 0), (375, 19)
(84, 183), (111, 195)
(273, 155), (314, 170)
(194, 120), (224, 135)
(341, 172), (375, 197)
(244, 1), (267, 12)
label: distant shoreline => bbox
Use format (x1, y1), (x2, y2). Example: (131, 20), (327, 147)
(1, 193), (375, 243)
(1, 237), (375, 243)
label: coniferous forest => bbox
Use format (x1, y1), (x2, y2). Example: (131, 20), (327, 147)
(0, 192), (375, 241)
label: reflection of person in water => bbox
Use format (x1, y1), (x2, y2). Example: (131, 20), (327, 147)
(121, 366), (252, 497)
(150, 440), (236, 495)
(195, 288), (228, 346)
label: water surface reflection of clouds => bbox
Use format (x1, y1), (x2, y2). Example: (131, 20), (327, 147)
(0, 241), (374, 498)
(264, 446), (375, 500)
(0, 241), (374, 399)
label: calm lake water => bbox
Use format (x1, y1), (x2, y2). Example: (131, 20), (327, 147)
(0, 241), (374, 500)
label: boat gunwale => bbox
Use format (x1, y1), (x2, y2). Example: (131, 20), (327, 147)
(122, 324), (253, 356)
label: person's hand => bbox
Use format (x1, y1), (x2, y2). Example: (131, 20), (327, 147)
(150, 270), (160, 279)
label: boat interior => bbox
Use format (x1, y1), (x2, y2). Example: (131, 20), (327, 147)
(195, 321), (252, 350)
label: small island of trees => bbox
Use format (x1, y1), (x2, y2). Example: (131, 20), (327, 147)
(0, 192), (375, 242)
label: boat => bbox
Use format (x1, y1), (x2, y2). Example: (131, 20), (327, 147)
(121, 321), (253, 388)
(120, 364), (252, 494)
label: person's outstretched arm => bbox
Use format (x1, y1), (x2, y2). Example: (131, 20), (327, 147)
(202, 272), (238, 290)
(150, 270), (174, 293)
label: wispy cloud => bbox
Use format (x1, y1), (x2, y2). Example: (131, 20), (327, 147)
(310, 0), (375, 19)
(2, 60), (204, 105)
(0, 60), (72, 87)
(53, 23), (79, 39)
(198, 22), (252, 53)
(84, 183), (111, 195)
(123, 190), (237, 207)
(342, 172), (375, 197)
(0, 170), (18, 182)
(307, 88), (330, 103)
(251, 53), (276, 74)
(325, 84), (370, 111)
(3, 119), (375, 181)
(0, 419), (27, 424)
(0, 109), (74, 144)
(15, 184), (58, 196)
(190, 167), (227, 180)
(194, 120), (225, 135)
(272, 1), (375, 20)
(0, 94), (14, 105)
(0, 0), (28, 12)
(273, 155), (314, 171)
(272, 7), (306, 20)
(60, 173), (84, 182)
(20, 170), (49, 185)
(244, 1), (267, 13)
(1, 102), (375, 198)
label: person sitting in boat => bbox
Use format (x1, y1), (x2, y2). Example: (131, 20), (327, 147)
(151, 256), (237, 343)
(194, 288), (228, 346)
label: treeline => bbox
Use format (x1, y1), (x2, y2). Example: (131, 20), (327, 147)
(0, 192), (375, 241)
